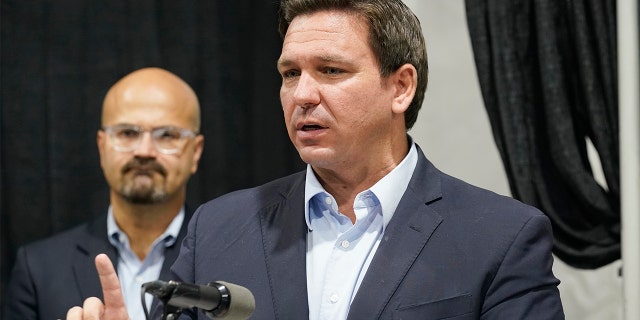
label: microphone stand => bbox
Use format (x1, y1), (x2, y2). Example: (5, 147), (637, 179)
(141, 280), (185, 320)
(161, 301), (184, 320)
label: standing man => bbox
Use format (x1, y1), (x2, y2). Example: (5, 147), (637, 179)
(4, 67), (204, 320)
(65, 0), (564, 319)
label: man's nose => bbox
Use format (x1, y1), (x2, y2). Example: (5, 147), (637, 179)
(132, 131), (157, 157)
(292, 73), (321, 110)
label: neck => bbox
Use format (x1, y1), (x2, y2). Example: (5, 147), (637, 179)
(110, 193), (183, 260)
(313, 137), (409, 223)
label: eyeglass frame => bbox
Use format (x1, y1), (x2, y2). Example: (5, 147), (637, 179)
(102, 124), (198, 155)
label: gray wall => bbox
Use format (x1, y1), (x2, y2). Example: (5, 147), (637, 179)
(404, 1), (623, 319)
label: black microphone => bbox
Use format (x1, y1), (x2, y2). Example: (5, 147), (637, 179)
(143, 280), (255, 320)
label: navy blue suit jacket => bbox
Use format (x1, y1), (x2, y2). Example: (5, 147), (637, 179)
(170, 146), (564, 319)
(3, 208), (193, 320)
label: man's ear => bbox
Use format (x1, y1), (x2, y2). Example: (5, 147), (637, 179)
(97, 130), (106, 168)
(390, 63), (417, 114)
(190, 135), (205, 174)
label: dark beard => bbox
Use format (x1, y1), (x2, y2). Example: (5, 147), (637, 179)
(119, 158), (168, 204)
(120, 181), (167, 204)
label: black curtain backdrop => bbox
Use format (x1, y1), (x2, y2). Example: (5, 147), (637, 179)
(465, 0), (619, 269)
(0, 0), (305, 306)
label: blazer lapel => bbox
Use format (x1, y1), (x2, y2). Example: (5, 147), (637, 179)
(73, 214), (118, 300)
(146, 206), (195, 313)
(159, 206), (194, 281)
(260, 173), (310, 319)
(348, 147), (444, 319)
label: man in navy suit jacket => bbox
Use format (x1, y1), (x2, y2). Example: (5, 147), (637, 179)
(66, 1), (564, 319)
(4, 67), (204, 320)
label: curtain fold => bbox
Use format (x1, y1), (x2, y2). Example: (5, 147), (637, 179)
(0, 0), (305, 306)
(465, 0), (619, 269)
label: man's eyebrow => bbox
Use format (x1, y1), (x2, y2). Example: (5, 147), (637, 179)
(318, 55), (349, 64)
(277, 55), (349, 68)
(277, 58), (294, 68)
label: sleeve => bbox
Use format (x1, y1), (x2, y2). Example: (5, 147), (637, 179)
(481, 214), (565, 319)
(3, 246), (39, 320)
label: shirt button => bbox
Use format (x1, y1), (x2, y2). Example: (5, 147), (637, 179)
(135, 276), (143, 284)
(341, 240), (350, 248)
(325, 197), (332, 205)
(330, 294), (339, 303)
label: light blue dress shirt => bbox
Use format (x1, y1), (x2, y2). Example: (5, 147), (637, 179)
(107, 207), (184, 320)
(305, 142), (418, 320)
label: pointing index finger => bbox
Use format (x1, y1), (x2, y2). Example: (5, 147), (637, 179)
(94, 254), (130, 319)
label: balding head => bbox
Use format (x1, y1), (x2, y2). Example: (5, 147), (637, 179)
(102, 67), (201, 132)
(98, 67), (204, 207)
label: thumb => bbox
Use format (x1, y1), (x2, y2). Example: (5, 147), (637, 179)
(95, 254), (130, 320)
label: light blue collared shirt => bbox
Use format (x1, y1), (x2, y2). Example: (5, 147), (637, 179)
(107, 207), (184, 320)
(305, 142), (418, 320)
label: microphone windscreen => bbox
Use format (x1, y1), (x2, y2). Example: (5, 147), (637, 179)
(216, 281), (255, 320)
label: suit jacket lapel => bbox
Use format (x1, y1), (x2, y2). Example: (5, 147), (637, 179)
(146, 206), (196, 312)
(260, 173), (310, 319)
(159, 206), (194, 281)
(348, 147), (444, 319)
(73, 214), (118, 300)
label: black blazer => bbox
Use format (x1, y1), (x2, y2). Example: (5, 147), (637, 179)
(170, 146), (564, 319)
(3, 207), (193, 320)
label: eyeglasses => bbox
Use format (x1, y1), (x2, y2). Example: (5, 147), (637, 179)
(103, 124), (197, 155)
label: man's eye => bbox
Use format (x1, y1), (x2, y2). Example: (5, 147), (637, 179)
(325, 67), (343, 75)
(156, 129), (181, 140)
(282, 70), (300, 78)
(118, 129), (140, 139)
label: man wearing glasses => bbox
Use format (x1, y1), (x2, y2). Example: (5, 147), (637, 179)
(3, 67), (204, 320)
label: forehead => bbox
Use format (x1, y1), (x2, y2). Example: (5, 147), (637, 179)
(279, 10), (373, 65)
(103, 85), (195, 128)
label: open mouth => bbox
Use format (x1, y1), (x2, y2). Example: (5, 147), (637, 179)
(301, 124), (324, 131)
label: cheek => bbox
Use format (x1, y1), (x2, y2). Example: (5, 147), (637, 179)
(333, 94), (369, 122)
(101, 153), (124, 173)
(339, 95), (387, 132)
(281, 103), (296, 132)
(280, 89), (293, 112)
(280, 86), (291, 108)
(100, 157), (125, 187)
(166, 158), (192, 180)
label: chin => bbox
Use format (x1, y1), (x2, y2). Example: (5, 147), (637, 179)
(122, 189), (168, 204)
(298, 150), (336, 168)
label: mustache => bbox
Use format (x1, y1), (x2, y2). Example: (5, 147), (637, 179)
(121, 158), (167, 177)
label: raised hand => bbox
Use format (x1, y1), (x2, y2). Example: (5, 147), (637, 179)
(66, 254), (131, 320)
